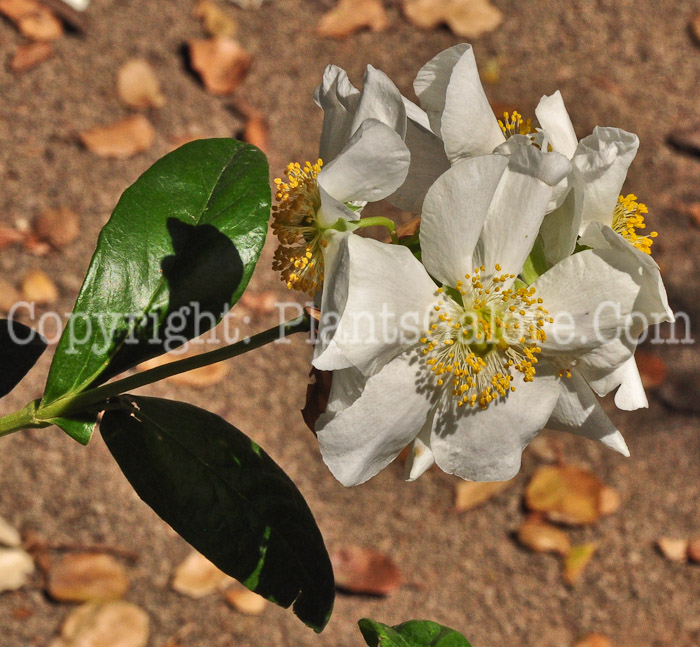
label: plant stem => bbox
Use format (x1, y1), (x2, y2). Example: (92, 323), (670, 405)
(0, 314), (311, 436)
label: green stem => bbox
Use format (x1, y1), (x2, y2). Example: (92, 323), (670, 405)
(0, 314), (311, 436)
(354, 216), (399, 243)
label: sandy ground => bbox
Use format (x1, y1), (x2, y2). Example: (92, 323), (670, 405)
(1, 0), (700, 645)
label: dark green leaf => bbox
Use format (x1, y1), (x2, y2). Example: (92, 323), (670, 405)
(100, 396), (334, 631)
(49, 416), (97, 446)
(0, 319), (46, 399)
(42, 139), (270, 417)
(359, 619), (471, 647)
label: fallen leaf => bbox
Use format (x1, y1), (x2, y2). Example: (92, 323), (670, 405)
(527, 434), (561, 463)
(401, 0), (503, 38)
(23, 234), (52, 256)
(598, 486), (621, 516)
(0, 226), (27, 250)
(668, 127), (700, 156)
(0, 516), (21, 548)
(0, 548), (34, 592)
(301, 367), (332, 434)
(117, 59), (165, 109)
(46, 553), (130, 602)
(0, 0), (63, 40)
(525, 465), (605, 526)
(687, 537), (700, 563)
(188, 37), (251, 95)
(656, 537), (688, 562)
(138, 350), (229, 388)
(331, 545), (401, 595)
(21, 269), (59, 305)
(34, 207), (80, 248)
(689, 10), (700, 46)
(0, 278), (21, 314)
(575, 633), (612, 647)
(634, 350), (667, 389)
(79, 115), (155, 158)
(193, 0), (237, 38)
(516, 518), (571, 556)
(317, 0), (388, 38)
(242, 112), (269, 153)
(454, 480), (513, 512)
(563, 543), (596, 586)
(57, 601), (149, 647)
(237, 290), (276, 317)
(224, 586), (267, 615)
(172, 551), (233, 598)
(10, 40), (53, 74)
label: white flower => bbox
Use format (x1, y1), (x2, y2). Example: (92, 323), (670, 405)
(272, 64), (410, 296)
(311, 148), (661, 486)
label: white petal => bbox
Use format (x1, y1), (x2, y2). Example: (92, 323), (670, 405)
(420, 154), (508, 287)
(573, 127), (639, 227)
(404, 417), (436, 481)
(313, 235), (437, 375)
(612, 356), (648, 410)
(316, 185), (358, 228)
(535, 91), (578, 159)
(430, 367), (561, 481)
(317, 119), (410, 204)
(547, 371), (630, 456)
(539, 181), (581, 266)
(325, 366), (368, 416)
(388, 101), (451, 214)
(474, 146), (571, 280)
(534, 248), (641, 355)
(350, 65), (407, 140)
(315, 65), (361, 163)
(316, 351), (434, 486)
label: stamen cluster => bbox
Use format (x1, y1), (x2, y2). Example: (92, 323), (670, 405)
(497, 110), (533, 139)
(612, 193), (657, 255)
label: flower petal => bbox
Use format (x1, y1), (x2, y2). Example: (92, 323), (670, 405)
(473, 145), (571, 280)
(605, 356), (648, 410)
(404, 416), (436, 481)
(538, 180), (581, 266)
(572, 127), (639, 227)
(316, 350), (434, 486)
(315, 65), (361, 163)
(430, 367), (561, 481)
(420, 154), (509, 287)
(313, 235), (437, 375)
(535, 91), (578, 159)
(316, 185), (359, 228)
(547, 370), (630, 456)
(317, 119), (410, 204)
(350, 65), (407, 140)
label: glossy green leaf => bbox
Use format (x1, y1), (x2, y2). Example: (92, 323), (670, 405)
(42, 139), (270, 420)
(359, 619), (471, 647)
(0, 319), (46, 399)
(49, 416), (96, 446)
(100, 396), (335, 631)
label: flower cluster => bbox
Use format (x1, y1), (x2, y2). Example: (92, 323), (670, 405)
(273, 44), (673, 486)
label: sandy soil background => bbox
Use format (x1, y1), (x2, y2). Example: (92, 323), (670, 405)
(1, 1), (700, 646)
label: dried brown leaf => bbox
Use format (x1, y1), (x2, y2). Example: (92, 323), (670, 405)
(194, 0), (237, 38)
(117, 59), (165, 109)
(46, 553), (130, 602)
(454, 479), (512, 512)
(21, 269), (59, 304)
(242, 113), (269, 154)
(563, 543), (596, 586)
(656, 537), (688, 562)
(317, 0), (388, 38)
(668, 126), (700, 156)
(0, 226), (27, 249)
(10, 40), (53, 73)
(224, 586), (267, 615)
(331, 545), (401, 595)
(59, 601), (149, 647)
(0, 0), (63, 40)
(79, 115), (155, 159)
(525, 465), (605, 526)
(689, 10), (700, 46)
(188, 37), (251, 95)
(172, 551), (233, 598)
(34, 207), (80, 248)
(516, 518), (571, 556)
(687, 537), (700, 563)
(401, 0), (503, 38)
(575, 633), (612, 647)
(138, 350), (229, 388)
(634, 350), (668, 389)
(598, 486), (621, 516)
(301, 367), (332, 434)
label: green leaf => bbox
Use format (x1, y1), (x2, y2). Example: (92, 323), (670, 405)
(359, 619), (472, 647)
(42, 138), (270, 416)
(100, 396), (335, 631)
(49, 416), (97, 446)
(0, 320), (46, 399)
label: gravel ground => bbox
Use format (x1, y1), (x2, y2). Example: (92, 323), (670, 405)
(1, 1), (699, 646)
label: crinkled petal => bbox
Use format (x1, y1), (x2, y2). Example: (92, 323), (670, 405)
(316, 350), (434, 486)
(324, 366), (368, 416)
(474, 145), (571, 281)
(547, 370), (630, 455)
(313, 235), (437, 375)
(315, 65), (361, 163)
(350, 65), (407, 140)
(430, 367), (561, 481)
(404, 416), (436, 481)
(535, 91), (578, 159)
(420, 154), (509, 287)
(605, 356), (648, 410)
(317, 185), (359, 228)
(317, 119), (410, 204)
(538, 175), (582, 266)
(573, 126), (639, 228)
(388, 99), (451, 214)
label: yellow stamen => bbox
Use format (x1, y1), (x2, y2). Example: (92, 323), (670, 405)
(611, 193), (657, 255)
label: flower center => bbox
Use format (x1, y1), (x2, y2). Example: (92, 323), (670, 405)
(272, 160), (326, 296)
(611, 193), (657, 255)
(498, 110), (533, 139)
(421, 265), (552, 409)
